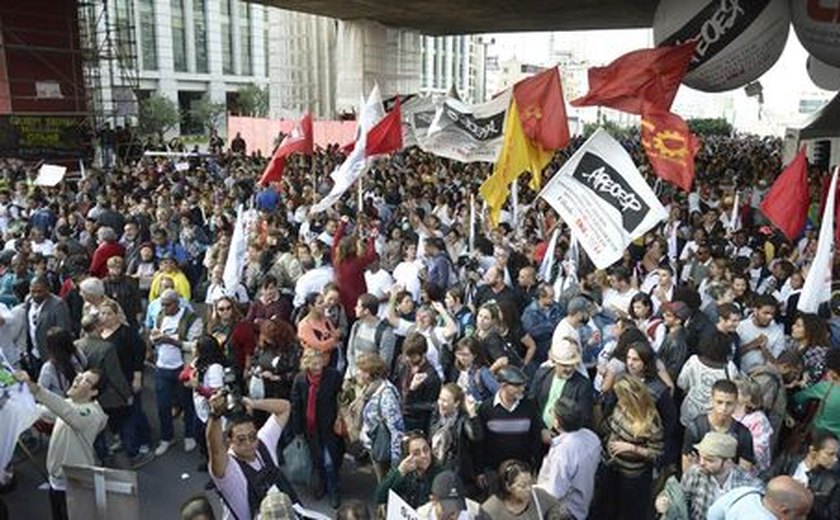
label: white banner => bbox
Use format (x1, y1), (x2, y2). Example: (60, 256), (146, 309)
(35, 164), (67, 186)
(401, 94), (438, 149)
(0, 353), (40, 479)
(798, 167), (839, 313)
(538, 129), (668, 270)
(387, 490), (419, 520)
(422, 91), (510, 163)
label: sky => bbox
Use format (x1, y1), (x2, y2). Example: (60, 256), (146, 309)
(483, 27), (835, 133)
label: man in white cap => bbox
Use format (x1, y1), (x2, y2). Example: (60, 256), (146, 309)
(657, 431), (762, 520)
(530, 337), (594, 439)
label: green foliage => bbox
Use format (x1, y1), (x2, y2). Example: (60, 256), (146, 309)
(582, 119), (634, 139)
(236, 83), (269, 117)
(138, 94), (180, 135)
(189, 95), (226, 134)
(687, 118), (732, 137)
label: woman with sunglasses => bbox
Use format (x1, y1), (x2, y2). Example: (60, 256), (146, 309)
(290, 349), (343, 508)
(479, 459), (561, 520)
(207, 296), (256, 382)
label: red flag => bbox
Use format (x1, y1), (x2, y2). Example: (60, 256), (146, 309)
(760, 149), (811, 241)
(365, 97), (403, 156)
(258, 113), (313, 186)
(641, 108), (700, 192)
(512, 67), (569, 151)
(570, 42), (696, 115)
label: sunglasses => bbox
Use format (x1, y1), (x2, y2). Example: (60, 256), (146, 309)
(233, 431), (258, 445)
(217, 305), (232, 311)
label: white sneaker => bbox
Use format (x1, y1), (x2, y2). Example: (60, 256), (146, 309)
(138, 445), (151, 455)
(154, 441), (172, 456)
(183, 438), (196, 453)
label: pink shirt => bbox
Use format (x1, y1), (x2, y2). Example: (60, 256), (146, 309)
(211, 415), (284, 520)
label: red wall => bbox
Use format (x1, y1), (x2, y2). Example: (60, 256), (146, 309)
(0, 0), (86, 114)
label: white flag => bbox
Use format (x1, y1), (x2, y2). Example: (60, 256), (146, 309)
(223, 205), (247, 295)
(538, 129), (668, 270)
(0, 353), (40, 478)
(422, 91), (510, 163)
(312, 85), (384, 213)
(729, 190), (741, 231)
(538, 228), (561, 283)
(798, 167), (839, 313)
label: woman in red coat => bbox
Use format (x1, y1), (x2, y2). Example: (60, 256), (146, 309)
(331, 216), (376, 319)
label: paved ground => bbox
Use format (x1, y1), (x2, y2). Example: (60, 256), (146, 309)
(3, 369), (380, 518)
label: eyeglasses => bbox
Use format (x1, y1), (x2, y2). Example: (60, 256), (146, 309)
(233, 431), (258, 445)
(217, 305), (232, 311)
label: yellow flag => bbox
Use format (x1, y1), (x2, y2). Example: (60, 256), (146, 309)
(479, 101), (553, 227)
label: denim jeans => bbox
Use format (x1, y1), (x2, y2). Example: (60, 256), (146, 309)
(154, 367), (196, 442)
(322, 447), (339, 494)
(122, 395), (152, 457)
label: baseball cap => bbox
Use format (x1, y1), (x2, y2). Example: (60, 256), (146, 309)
(431, 471), (466, 515)
(694, 431), (737, 459)
(496, 366), (527, 386)
(661, 301), (691, 322)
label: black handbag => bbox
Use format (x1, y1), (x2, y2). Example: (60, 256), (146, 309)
(370, 386), (393, 463)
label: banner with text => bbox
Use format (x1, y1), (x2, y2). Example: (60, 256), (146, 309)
(422, 91), (510, 163)
(538, 129), (667, 269)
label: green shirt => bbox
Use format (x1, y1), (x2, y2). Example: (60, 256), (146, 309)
(794, 381), (840, 438)
(542, 375), (567, 428)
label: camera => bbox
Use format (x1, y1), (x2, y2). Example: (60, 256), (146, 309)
(222, 367), (244, 415)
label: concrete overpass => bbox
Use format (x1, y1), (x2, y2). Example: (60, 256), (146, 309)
(248, 0), (659, 34)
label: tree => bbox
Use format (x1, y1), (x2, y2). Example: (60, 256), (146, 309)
(687, 118), (733, 137)
(582, 119), (633, 139)
(138, 94), (180, 136)
(189, 94), (226, 134)
(236, 83), (268, 117)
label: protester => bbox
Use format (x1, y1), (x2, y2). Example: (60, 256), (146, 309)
(4, 123), (840, 520)
(14, 369), (107, 520)
(290, 349), (343, 508)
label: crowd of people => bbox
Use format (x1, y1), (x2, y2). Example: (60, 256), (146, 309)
(1, 127), (839, 520)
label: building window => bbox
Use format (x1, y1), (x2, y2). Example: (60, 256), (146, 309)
(263, 7), (269, 77)
(139, 0), (157, 70)
(239, 1), (252, 76)
(112, 0), (136, 70)
(221, 0), (234, 74)
(194, 0), (208, 73)
(171, 0), (187, 72)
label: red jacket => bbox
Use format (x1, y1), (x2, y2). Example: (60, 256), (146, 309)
(332, 221), (376, 319)
(89, 241), (125, 278)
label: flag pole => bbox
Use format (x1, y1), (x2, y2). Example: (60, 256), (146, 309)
(511, 181), (519, 230)
(357, 175), (363, 215)
(469, 194), (475, 254)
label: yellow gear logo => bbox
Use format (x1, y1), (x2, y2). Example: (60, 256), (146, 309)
(651, 130), (688, 161)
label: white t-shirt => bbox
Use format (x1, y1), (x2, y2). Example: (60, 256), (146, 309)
(193, 363), (224, 423)
(156, 308), (185, 370)
(736, 318), (785, 372)
(364, 269), (394, 318)
(393, 260), (422, 302)
(602, 287), (639, 317)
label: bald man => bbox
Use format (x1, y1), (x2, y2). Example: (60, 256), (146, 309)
(707, 476), (812, 520)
